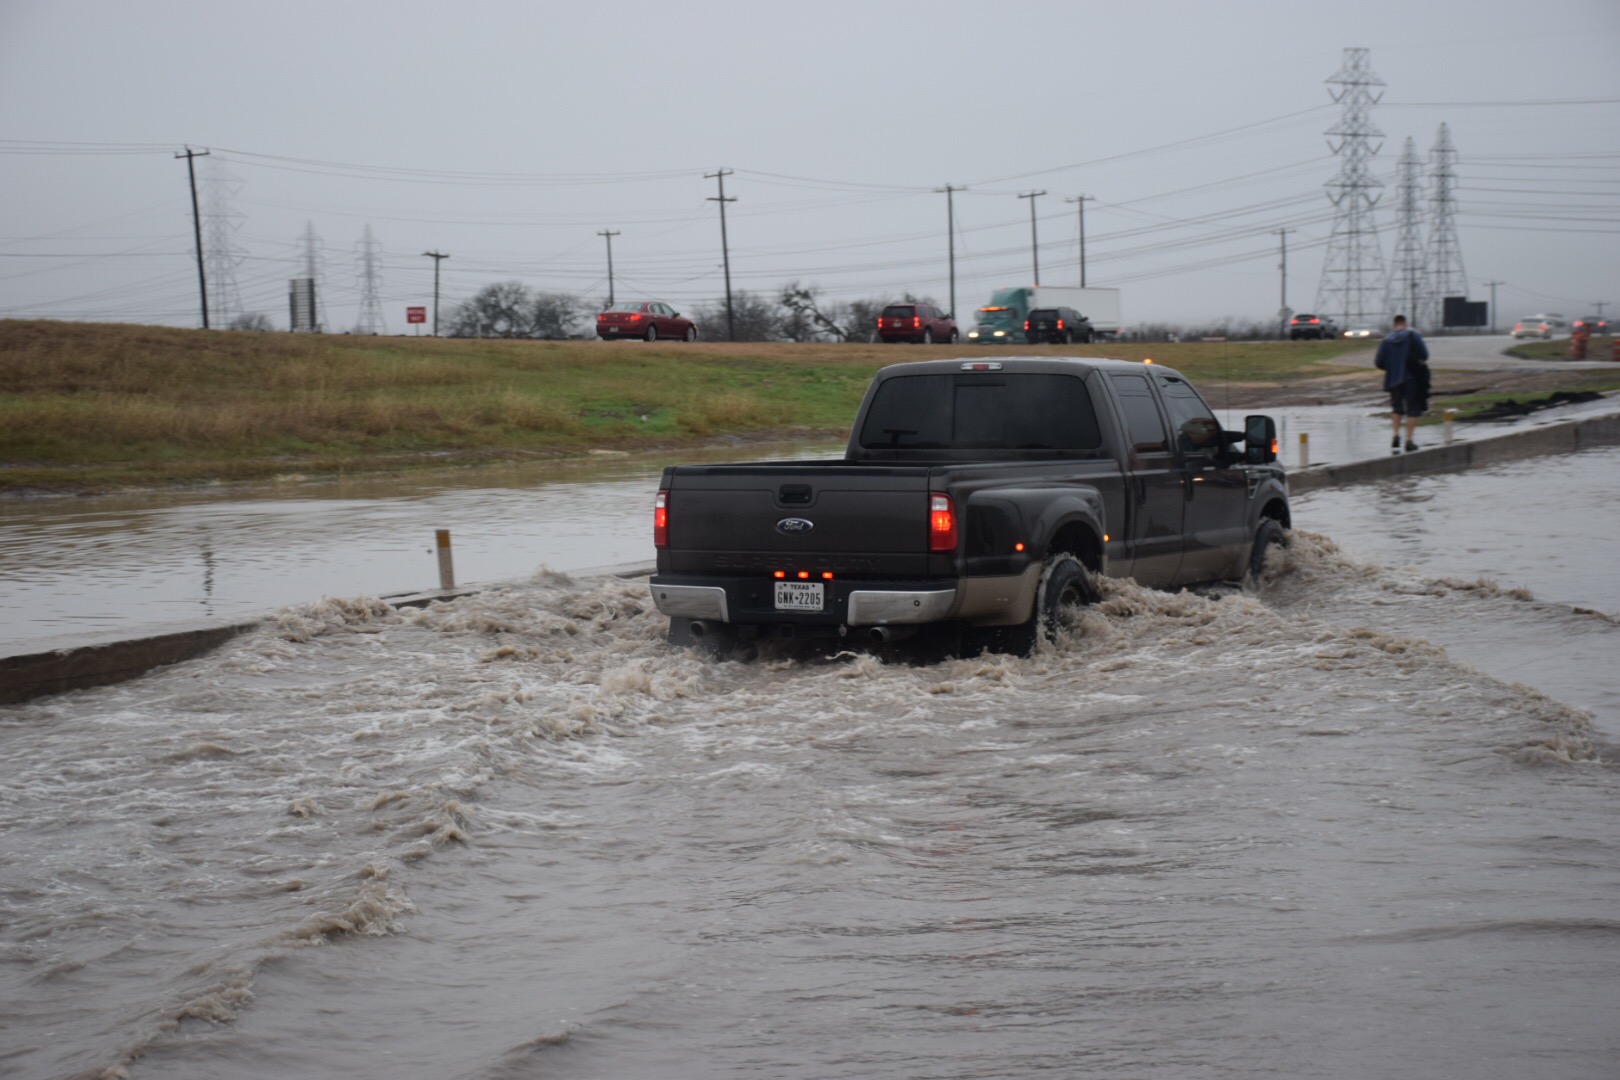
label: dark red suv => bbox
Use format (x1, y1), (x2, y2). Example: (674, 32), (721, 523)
(877, 302), (957, 344)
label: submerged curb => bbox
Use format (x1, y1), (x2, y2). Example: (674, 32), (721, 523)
(0, 574), (649, 707)
(1289, 410), (1620, 493)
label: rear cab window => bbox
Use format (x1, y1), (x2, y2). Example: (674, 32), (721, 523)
(858, 373), (1101, 452)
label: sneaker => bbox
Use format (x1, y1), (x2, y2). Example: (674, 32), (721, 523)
(1404, 440), (1419, 453)
(1391, 435), (1401, 449)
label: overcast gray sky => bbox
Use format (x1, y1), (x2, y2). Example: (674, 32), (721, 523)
(3, 0), (1617, 333)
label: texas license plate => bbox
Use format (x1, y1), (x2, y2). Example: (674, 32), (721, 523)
(774, 581), (824, 611)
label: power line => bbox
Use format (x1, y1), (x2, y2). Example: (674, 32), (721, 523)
(175, 146), (210, 328)
(705, 169), (737, 341)
(1017, 191), (1046, 284)
(422, 250), (449, 336)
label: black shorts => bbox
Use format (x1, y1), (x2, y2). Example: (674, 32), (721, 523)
(1390, 381), (1428, 417)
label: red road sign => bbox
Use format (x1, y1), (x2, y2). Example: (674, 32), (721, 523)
(406, 306), (427, 324)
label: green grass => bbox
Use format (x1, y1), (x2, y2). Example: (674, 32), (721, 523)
(0, 320), (1371, 492)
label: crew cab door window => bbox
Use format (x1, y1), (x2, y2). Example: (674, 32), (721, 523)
(1155, 376), (1222, 454)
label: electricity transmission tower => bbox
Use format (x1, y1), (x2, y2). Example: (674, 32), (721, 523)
(1423, 123), (1467, 330)
(1385, 136), (1428, 326)
(298, 221), (325, 332)
(202, 156), (246, 327)
(354, 225), (385, 335)
(1315, 47), (1387, 329)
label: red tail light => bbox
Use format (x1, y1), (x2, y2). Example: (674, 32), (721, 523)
(654, 490), (669, 548)
(1309, 318), (1320, 324)
(1056, 319), (1065, 330)
(913, 316), (921, 329)
(1024, 320), (1030, 330)
(630, 313), (641, 321)
(929, 494), (957, 553)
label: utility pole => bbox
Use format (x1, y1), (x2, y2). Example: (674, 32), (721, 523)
(1278, 228), (1292, 339)
(597, 230), (621, 307)
(1594, 301), (1606, 319)
(176, 146), (210, 328)
(1484, 279), (1503, 334)
(1065, 195), (1095, 287)
(422, 250), (448, 336)
(1018, 191), (1046, 284)
(705, 169), (736, 341)
(935, 184), (964, 317)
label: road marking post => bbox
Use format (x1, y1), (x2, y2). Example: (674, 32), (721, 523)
(436, 529), (455, 590)
(1444, 408), (1456, 444)
(1298, 432), (1309, 469)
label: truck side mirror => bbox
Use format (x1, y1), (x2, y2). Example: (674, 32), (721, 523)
(1244, 415), (1278, 464)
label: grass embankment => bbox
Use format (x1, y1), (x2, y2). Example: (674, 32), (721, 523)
(0, 320), (1368, 493)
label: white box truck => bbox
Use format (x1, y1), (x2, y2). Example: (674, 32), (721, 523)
(966, 286), (1123, 343)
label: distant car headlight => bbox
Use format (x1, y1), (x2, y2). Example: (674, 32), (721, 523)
(967, 330), (979, 338)
(993, 330), (1005, 337)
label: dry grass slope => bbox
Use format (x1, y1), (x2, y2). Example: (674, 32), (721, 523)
(0, 320), (1367, 492)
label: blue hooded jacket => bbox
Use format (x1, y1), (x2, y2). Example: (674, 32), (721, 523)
(1375, 327), (1430, 389)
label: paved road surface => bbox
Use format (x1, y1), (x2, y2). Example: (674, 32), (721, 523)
(1337, 332), (1616, 372)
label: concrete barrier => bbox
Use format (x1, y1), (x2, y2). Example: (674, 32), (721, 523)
(1290, 410), (1620, 493)
(0, 573), (651, 708)
(0, 622), (260, 706)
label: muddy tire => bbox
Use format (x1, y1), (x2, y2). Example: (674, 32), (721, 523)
(967, 554), (1097, 657)
(1248, 519), (1287, 581)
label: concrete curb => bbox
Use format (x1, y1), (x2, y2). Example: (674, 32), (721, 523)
(1289, 410), (1620, 493)
(0, 622), (260, 706)
(0, 569), (656, 708)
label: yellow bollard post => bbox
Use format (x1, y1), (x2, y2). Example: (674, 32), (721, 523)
(1444, 408), (1456, 444)
(1298, 432), (1309, 470)
(436, 529), (455, 590)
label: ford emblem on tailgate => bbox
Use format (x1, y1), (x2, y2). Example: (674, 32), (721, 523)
(776, 517), (815, 535)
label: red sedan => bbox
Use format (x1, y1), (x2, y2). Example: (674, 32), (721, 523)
(596, 301), (698, 341)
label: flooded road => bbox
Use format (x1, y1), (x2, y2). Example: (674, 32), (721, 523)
(6, 400), (1605, 655)
(3, 447), (1618, 1079)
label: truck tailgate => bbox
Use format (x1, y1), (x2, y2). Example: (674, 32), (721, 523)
(663, 465), (935, 576)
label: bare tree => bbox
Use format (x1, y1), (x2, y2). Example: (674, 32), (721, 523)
(531, 292), (582, 339)
(778, 282), (851, 342)
(447, 281), (532, 338)
(228, 312), (273, 332)
(696, 289), (779, 341)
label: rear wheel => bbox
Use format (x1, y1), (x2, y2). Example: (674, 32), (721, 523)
(1061, 329), (1073, 345)
(922, 328), (934, 345)
(684, 325), (698, 342)
(644, 324), (658, 342)
(948, 328), (959, 344)
(1248, 519), (1288, 581)
(969, 554), (1097, 657)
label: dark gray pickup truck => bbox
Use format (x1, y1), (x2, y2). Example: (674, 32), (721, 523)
(649, 357), (1289, 655)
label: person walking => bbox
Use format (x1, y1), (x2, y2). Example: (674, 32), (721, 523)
(1375, 314), (1431, 452)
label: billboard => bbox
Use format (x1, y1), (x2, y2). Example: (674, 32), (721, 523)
(1442, 296), (1487, 328)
